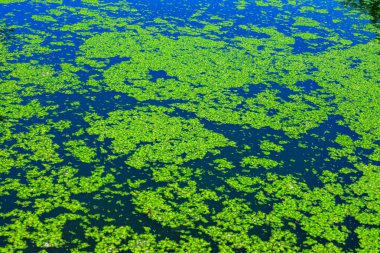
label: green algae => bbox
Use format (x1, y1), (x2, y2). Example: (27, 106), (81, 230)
(235, 0), (248, 10)
(132, 180), (219, 228)
(31, 15), (57, 23)
(0, 0), (380, 251)
(241, 156), (280, 170)
(0, 0), (26, 3)
(85, 106), (235, 169)
(260, 140), (284, 153)
(213, 158), (235, 172)
(64, 140), (98, 164)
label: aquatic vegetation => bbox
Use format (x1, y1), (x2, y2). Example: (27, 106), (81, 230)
(0, 0), (26, 3)
(241, 156), (280, 170)
(31, 15), (57, 23)
(64, 139), (98, 163)
(293, 16), (321, 27)
(85, 106), (234, 168)
(0, 0), (380, 251)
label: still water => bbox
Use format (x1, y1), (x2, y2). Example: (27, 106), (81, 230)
(0, 0), (380, 252)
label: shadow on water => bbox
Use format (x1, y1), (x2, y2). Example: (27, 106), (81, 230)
(342, 0), (380, 24)
(0, 26), (15, 42)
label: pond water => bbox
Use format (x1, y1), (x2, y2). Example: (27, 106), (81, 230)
(0, 0), (380, 252)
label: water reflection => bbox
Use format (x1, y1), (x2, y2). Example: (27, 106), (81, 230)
(343, 0), (380, 24)
(0, 26), (14, 42)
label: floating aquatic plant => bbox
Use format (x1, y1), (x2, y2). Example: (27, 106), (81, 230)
(0, 0), (379, 251)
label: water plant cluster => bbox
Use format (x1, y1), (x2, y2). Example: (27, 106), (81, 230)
(0, 0), (380, 252)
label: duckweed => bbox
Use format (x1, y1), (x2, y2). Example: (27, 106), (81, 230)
(0, 0), (380, 251)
